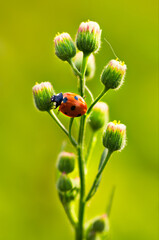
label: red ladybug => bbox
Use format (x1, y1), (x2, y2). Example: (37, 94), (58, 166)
(51, 92), (87, 117)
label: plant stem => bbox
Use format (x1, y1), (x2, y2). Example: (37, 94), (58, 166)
(48, 110), (77, 148)
(67, 59), (82, 77)
(76, 53), (89, 240)
(87, 87), (108, 115)
(76, 115), (86, 240)
(106, 186), (116, 217)
(85, 85), (94, 102)
(69, 118), (76, 147)
(63, 203), (78, 228)
(80, 53), (89, 97)
(85, 150), (112, 202)
(85, 131), (97, 164)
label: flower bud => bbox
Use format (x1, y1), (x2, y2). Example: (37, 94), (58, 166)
(57, 173), (73, 192)
(54, 33), (76, 61)
(92, 215), (107, 233)
(76, 21), (101, 54)
(88, 102), (109, 131)
(32, 82), (54, 111)
(57, 152), (75, 174)
(101, 59), (127, 90)
(86, 214), (109, 240)
(73, 52), (95, 79)
(103, 121), (126, 152)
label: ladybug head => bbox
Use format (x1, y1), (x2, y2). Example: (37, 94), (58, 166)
(51, 93), (63, 109)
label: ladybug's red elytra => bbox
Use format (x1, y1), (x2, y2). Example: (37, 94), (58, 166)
(51, 92), (87, 117)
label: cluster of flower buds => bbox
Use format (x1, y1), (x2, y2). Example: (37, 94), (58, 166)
(101, 59), (127, 90)
(86, 214), (109, 240)
(32, 19), (128, 240)
(54, 20), (101, 67)
(73, 52), (95, 80)
(88, 102), (109, 132)
(103, 121), (126, 152)
(32, 82), (54, 111)
(56, 152), (79, 203)
(57, 152), (75, 192)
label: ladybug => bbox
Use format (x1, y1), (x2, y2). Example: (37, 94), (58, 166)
(51, 92), (87, 117)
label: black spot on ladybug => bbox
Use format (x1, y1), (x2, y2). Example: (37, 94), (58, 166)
(77, 114), (81, 117)
(65, 112), (68, 115)
(71, 106), (76, 111)
(74, 96), (78, 100)
(63, 97), (68, 103)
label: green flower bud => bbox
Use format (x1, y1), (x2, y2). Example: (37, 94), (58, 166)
(73, 52), (95, 79)
(88, 102), (109, 131)
(57, 152), (75, 174)
(101, 59), (127, 90)
(57, 173), (73, 192)
(86, 214), (109, 240)
(92, 215), (106, 233)
(76, 21), (101, 54)
(103, 121), (126, 152)
(32, 82), (54, 111)
(54, 33), (76, 61)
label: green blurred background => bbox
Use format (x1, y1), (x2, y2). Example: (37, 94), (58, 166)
(0, 0), (158, 239)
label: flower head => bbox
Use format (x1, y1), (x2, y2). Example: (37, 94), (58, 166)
(101, 59), (127, 90)
(103, 121), (126, 152)
(57, 173), (73, 192)
(32, 82), (54, 111)
(54, 32), (76, 61)
(57, 152), (75, 174)
(76, 20), (101, 54)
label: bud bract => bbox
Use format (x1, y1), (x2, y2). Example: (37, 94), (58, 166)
(57, 173), (73, 192)
(73, 52), (95, 79)
(54, 33), (76, 61)
(32, 82), (54, 111)
(88, 102), (109, 131)
(76, 21), (101, 54)
(103, 121), (126, 152)
(57, 152), (75, 174)
(101, 59), (127, 90)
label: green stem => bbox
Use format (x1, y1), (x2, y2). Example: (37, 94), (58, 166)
(106, 186), (116, 217)
(85, 150), (112, 202)
(87, 87), (108, 115)
(69, 118), (76, 147)
(67, 59), (82, 77)
(85, 85), (94, 102)
(48, 110), (77, 148)
(85, 131), (97, 164)
(76, 53), (89, 240)
(63, 203), (78, 228)
(80, 53), (89, 97)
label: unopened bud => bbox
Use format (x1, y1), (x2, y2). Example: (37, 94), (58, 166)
(57, 173), (73, 192)
(88, 102), (109, 131)
(32, 82), (54, 111)
(57, 152), (75, 174)
(76, 21), (101, 54)
(103, 121), (126, 152)
(101, 59), (127, 90)
(73, 52), (95, 79)
(54, 33), (76, 61)
(92, 214), (107, 233)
